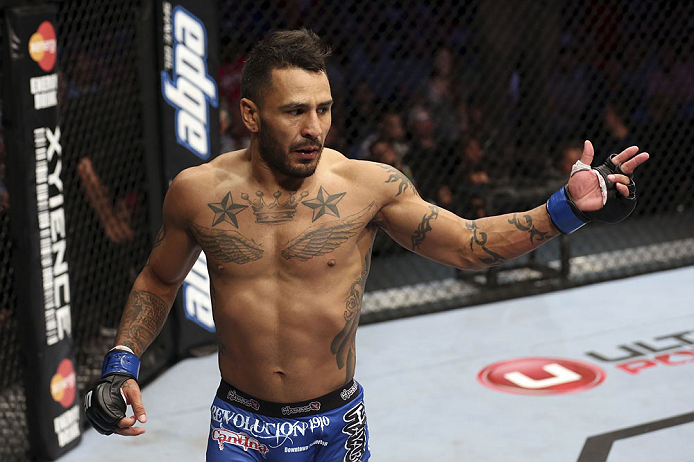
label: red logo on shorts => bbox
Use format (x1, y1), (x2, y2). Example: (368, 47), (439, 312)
(477, 357), (606, 395)
(211, 426), (270, 455)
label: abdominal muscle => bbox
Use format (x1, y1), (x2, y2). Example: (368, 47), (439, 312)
(211, 272), (358, 403)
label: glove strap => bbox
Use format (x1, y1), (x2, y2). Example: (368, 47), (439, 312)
(547, 186), (587, 234)
(102, 350), (140, 380)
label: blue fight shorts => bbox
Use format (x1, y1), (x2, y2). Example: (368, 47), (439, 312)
(206, 379), (370, 461)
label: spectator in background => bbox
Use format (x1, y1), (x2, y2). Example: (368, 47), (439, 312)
(221, 99), (251, 153)
(544, 139), (584, 192)
(543, 43), (595, 145)
(346, 81), (380, 157)
(368, 139), (415, 184)
(646, 44), (694, 122)
(219, 103), (234, 154)
(455, 136), (492, 218)
(424, 47), (462, 145)
(77, 157), (136, 244)
(598, 101), (637, 159)
(404, 104), (453, 200)
(357, 110), (410, 162)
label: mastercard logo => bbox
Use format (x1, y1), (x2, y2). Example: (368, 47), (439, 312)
(50, 358), (76, 408)
(28, 21), (57, 72)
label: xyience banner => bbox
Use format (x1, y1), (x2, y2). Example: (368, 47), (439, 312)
(2, 5), (80, 460)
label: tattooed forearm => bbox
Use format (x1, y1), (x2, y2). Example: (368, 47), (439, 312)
(466, 220), (507, 265)
(508, 213), (549, 244)
(190, 222), (263, 264)
(331, 253), (371, 383)
(282, 203), (374, 261)
(411, 206), (439, 250)
(116, 290), (170, 356)
(377, 164), (419, 197)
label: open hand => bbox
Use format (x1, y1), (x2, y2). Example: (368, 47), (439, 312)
(568, 140), (650, 212)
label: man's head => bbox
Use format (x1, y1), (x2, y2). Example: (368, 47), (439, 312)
(241, 29), (331, 109)
(240, 29), (333, 179)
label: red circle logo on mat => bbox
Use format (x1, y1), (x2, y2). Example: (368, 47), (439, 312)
(478, 357), (606, 396)
(28, 21), (57, 72)
(50, 358), (77, 408)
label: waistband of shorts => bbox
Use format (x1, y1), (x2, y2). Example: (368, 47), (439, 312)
(216, 379), (361, 418)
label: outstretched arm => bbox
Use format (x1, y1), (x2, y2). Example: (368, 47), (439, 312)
(374, 141), (649, 270)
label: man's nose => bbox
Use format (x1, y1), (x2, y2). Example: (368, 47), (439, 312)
(301, 112), (322, 139)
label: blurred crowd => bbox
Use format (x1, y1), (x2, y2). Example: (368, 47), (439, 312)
(2, 1), (694, 224)
(217, 0), (694, 221)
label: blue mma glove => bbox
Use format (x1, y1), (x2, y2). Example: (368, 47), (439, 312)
(84, 348), (141, 435)
(547, 154), (637, 234)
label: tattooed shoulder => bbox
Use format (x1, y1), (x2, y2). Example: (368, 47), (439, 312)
(376, 164), (419, 197)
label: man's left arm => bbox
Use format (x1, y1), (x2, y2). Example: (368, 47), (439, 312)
(374, 141), (649, 270)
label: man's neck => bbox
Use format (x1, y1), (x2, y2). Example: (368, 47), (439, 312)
(246, 147), (315, 192)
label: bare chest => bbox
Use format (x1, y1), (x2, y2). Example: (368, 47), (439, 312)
(189, 185), (377, 278)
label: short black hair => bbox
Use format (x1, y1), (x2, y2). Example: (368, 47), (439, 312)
(241, 29), (332, 106)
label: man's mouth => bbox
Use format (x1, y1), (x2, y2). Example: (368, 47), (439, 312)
(293, 145), (321, 157)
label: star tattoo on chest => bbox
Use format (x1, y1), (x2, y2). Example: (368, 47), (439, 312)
(302, 186), (346, 222)
(208, 192), (248, 228)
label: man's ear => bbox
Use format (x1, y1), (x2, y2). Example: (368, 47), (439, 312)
(240, 98), (260, 133)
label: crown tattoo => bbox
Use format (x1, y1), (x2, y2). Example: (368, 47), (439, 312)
(241, 190), (309, 224)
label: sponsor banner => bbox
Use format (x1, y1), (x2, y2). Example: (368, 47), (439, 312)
(585, 329), (694, 375)
(478, 329), (694, 397)
(2, 5), (80, 459)
(478, 357), (606, 396)
(158, 0), (219, 180)
(156, 0), (219, 355)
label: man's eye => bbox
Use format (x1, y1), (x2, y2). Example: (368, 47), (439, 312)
(287, 109), (303, 115)
(318, 107), (330, 114)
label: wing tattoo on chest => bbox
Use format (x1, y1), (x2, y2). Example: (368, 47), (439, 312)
(281, 202), (375, 261)
(190, 222), (264, 264)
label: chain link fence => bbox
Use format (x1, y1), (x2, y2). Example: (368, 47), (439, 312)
(57, 0), (154, 396)
(1, 1), (158, 459)
(218, 0), (694, 321)
(1, 0), (693, 459)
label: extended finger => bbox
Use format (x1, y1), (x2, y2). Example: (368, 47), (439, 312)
(617, 152), (650, 175)
(607, 173), (631, 185)
(122, 380), (147, 423)
(611, 145), (640, 165)
(580, 140), (595, 166)
(114, 425), (146, 436)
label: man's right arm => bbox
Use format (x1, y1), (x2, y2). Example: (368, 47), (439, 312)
(84, 169), (202, 436)
(114, 169), (202, 356)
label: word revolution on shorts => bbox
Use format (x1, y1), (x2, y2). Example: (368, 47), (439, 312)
(211, 405), (331, 446)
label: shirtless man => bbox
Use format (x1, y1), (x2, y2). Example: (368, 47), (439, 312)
(84, 29), (649, 461)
